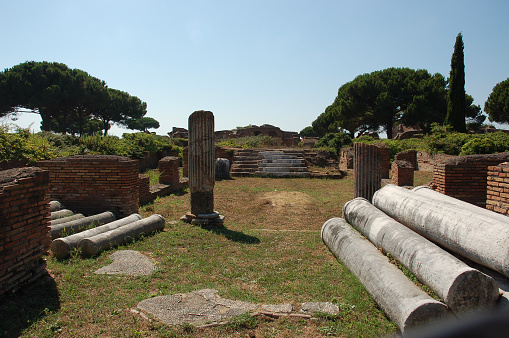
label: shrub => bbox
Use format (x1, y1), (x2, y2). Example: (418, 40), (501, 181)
(460, 138), (497, 155)
(316, 132), (353, 156)
(0, 126), (56, 164)
(217, 136), (278, 148)
(486, 132), (509, 153)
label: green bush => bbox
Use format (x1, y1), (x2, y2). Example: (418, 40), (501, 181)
(486, 132), (509, 153)
(460, 137), (496, 155)
(216, 135), (278, 148)
(315, 132), (353, 157)
(0, 126), (56, 164)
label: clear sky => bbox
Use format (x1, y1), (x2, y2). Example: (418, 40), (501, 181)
(1, 0), (509, 136)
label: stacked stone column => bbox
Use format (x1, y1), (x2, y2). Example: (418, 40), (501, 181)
(181, 111), (224, 225)
(354, 143), (381, 202)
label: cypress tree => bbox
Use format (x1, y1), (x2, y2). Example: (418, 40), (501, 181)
(446, 33), (466, 132)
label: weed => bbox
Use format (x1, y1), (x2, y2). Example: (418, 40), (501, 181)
(223, 313), (258, 331)
(181, 322), (195, 333)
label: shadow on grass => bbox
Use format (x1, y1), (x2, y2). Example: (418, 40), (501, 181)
(202, 225), (260, 244)
(0, 274), (60, 338)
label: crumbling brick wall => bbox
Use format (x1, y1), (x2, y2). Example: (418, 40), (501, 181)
(395, 150), (418, 170)
(138, 174), (151, 205)
(0, 167), (51, 297)
(391, 160), (414, 186)
(339, 147), (354, 170)
(375, 144), (391, 179)
(159, 156), (180, 186)
(432, 153), (509, 208)
(38, 155), (139, 217)
(487, 162), (509, 215)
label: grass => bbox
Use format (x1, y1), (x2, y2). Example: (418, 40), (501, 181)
(0, 171), (432, 337)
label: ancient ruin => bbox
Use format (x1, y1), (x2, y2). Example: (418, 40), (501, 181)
(181, 111), (224, 225)
(353, 143), (381, 201)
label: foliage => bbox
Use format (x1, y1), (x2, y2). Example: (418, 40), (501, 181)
(299, 126), (315, 137)
(313, 68), (448, 139)
(216, 135), (278, 148)
(0, 61), (147, 136)
(424, 130), (472, 156)
(460, 138), (496, 156)
(315, 132), (352, 156)
(485, 78), (509, 124)
(352, 136), (427, 160)
(446, 33), (467, 132)
(0, 126), (56, 164)
(460, 132), (509, 155)
(0, 128), (184, 164)
(127, 117), (160, 132)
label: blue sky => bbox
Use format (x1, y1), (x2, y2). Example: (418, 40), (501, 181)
(1, 0), (509, 136)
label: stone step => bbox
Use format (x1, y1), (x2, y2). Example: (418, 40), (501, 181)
(232, 164), (259, 169)
(260, 159), (306, 164)
(257, 167), (309, 173)
(259, 163), (306, 168)
(233, 156), (262, 161)
(255, 171), (310, 178)
(230, 172), (256, 176)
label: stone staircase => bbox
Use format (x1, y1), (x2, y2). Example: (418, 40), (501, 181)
(230, 149), (263, 176)
(255, 150), (310, 178)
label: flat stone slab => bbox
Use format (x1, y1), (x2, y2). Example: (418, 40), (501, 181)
(137, 289), (258, 325)
(94, 250), (156, 276)
(300, 302), (339, 314)
(137, 289), (339, 326)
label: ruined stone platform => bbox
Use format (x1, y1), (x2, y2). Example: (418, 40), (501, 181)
(136, 289), (339, 326)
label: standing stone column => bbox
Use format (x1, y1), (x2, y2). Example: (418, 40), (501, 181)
(354, 143), (381, 202)
(181, 111), (224, 225)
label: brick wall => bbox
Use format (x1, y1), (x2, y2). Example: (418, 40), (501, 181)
(0, 167), (51, 297)
(395, 150), (418, 170)
(375, 144), (391, 179)
(138, 174), (151, 205)
(432, 153), (509, 208)
(38, 155), (139, 217)
(159, 156), (180, 186)
(391, 160), (414, 186)
(487, 162), (509, 215)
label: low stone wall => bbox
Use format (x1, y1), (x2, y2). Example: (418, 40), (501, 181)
(391, 160), (414, 186)
(0, 167), (51, 297)
(38, 155), (139, 217)
(432, 153), (509, 208)
(487, 162), (509, 215)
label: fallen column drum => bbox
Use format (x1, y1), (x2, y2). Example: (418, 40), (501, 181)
(49, 211), (116, 240)
(321, 217), (448, 332)
(343, 197), (499, 314)
(79, 214), (165, 257)
(50, 214), (143, 259)
(373, 184), (509, 278)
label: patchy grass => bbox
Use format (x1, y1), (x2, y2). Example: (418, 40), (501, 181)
(0, 172), (434, 337)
